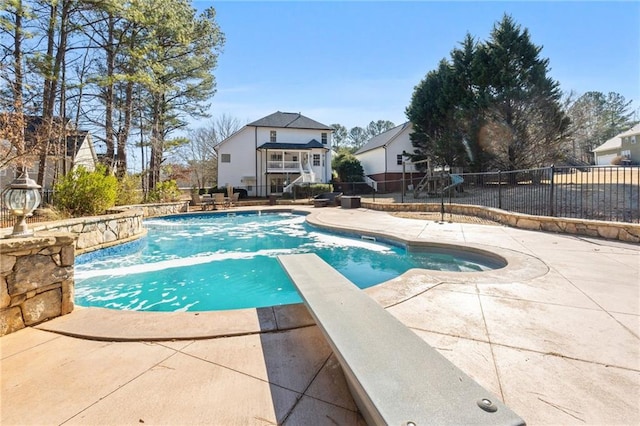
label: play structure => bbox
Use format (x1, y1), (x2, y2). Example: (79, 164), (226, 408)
(403, 159), (464, 199)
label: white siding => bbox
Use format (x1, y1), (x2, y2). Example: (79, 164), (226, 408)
(358, 148), (386, 175)
(258, 127), (330, 147)
(217, 127), (256, 193)
(73, 135), (97, 171)
(385, 130), (417, 173)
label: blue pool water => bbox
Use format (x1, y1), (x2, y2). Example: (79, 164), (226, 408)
(75, 212), (499, 312)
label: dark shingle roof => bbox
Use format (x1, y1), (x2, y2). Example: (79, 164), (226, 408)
(257, 139), (328, 150)
(355, 122), (411, 155)
(248, 111), (333, 130)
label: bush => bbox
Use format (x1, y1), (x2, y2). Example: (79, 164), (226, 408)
(116, 174), (142, 206)
(332, 151), (364, 182)
(147, 180), (181, 202)
(292, 183), (333, 198)
(54, 164), (118, 216)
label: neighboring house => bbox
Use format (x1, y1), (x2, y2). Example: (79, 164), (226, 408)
(593, 123), (640, 165)
(1, 115), (98, 191)
(215, 111), (333, 196)
(354, 122), (419, 192)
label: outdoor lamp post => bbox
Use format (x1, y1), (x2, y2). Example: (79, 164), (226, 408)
(2, 170), (41, 238)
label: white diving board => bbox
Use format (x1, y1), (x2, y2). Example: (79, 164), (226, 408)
(278, 253), (525, 426)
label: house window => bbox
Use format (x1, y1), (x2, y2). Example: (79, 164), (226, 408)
(397, 154), (403, 165)
(622, 150), (631, 158)
(270, 130), (277, 142)
(321, 132), (327, 144)
(270, 153), (283, 161)
(221, 154), (231, 163)
(631, 136), (637, 144)
(313, 154), (320, 166)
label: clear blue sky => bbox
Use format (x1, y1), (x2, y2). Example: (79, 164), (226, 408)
(194, 1), (640, 130)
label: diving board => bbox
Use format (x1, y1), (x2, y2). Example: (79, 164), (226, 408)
(277, 253), (525, 426)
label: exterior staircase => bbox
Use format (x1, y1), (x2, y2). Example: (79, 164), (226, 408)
(283, 160), (316, 192)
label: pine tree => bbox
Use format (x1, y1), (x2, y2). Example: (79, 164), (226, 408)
(406, 15), (569, 171)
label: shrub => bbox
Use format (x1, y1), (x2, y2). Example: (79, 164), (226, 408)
(54, 164), (118, 216)
(116, 174), (142, 206)
(332, 151), (364, 182)
(293, 183), (333, 198)
(147, 180), (181, 202)
(610, 155), (623, 166)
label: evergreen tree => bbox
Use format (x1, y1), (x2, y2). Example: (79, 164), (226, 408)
(406, 59), (468, 168)
(478, 15), (569, 170)
(406, 15), (569, 171)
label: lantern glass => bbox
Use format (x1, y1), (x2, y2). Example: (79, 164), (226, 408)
(2, 171), (42, 238)
(4, 186), (41, 216)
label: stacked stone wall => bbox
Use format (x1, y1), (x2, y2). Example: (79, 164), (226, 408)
(30, 208), (145, 253)
(362, 201), (640, 243)
(116, 201), (188, 217)
(0, 234), (75, 336)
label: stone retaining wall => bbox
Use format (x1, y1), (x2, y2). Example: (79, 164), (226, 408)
(16, 201), (188, 254)
(117, 201), (189, 217)
(31, 208), (145, 254)
(0, 233), (75, 336)
(362, 201), (640, 243)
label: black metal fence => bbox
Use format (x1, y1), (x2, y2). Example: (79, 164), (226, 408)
(3, 167), (638, 228)
(360, 165), (640, 224)
(1, 190), (54, 229)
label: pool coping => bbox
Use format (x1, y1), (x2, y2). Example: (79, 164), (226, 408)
(35, 206), (549, 341)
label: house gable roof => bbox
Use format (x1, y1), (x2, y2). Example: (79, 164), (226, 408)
(248, 111), (333, 131)
(593, 123), (640, 153)
(257, 139), (328, 150)
(592, 136), (621, 153)
(355, 122), (412, 155)
(618, 123), (640, 138)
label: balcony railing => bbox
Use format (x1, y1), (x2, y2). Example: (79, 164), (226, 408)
(267, 160), (301, 171)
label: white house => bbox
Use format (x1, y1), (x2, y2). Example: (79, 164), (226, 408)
(354, 122), (419, 192)
(593, 124), (640, 165)
(215, 111), (333, 196)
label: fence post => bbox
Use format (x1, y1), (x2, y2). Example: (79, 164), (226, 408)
(498, 171), (502, 210)
(549, 165), (555, 217)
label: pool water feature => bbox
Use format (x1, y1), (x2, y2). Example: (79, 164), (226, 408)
(75, 212), (501, 312)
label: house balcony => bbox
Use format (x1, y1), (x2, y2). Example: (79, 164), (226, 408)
(267, 160), (302, 173)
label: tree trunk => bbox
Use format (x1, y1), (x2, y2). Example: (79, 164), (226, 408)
(104, 13), (116, 171)
(148, 95), (163, 191)
(12, 0), (25, 169)
(116, 80), (134, 178)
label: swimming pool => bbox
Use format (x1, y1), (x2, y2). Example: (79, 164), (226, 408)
(75, 211), (502, 312)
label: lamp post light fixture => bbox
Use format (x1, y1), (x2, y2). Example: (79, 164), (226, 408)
(2, 170), (42, 238)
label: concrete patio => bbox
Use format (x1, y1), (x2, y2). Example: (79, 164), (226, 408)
(1, 207), (639, 425)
